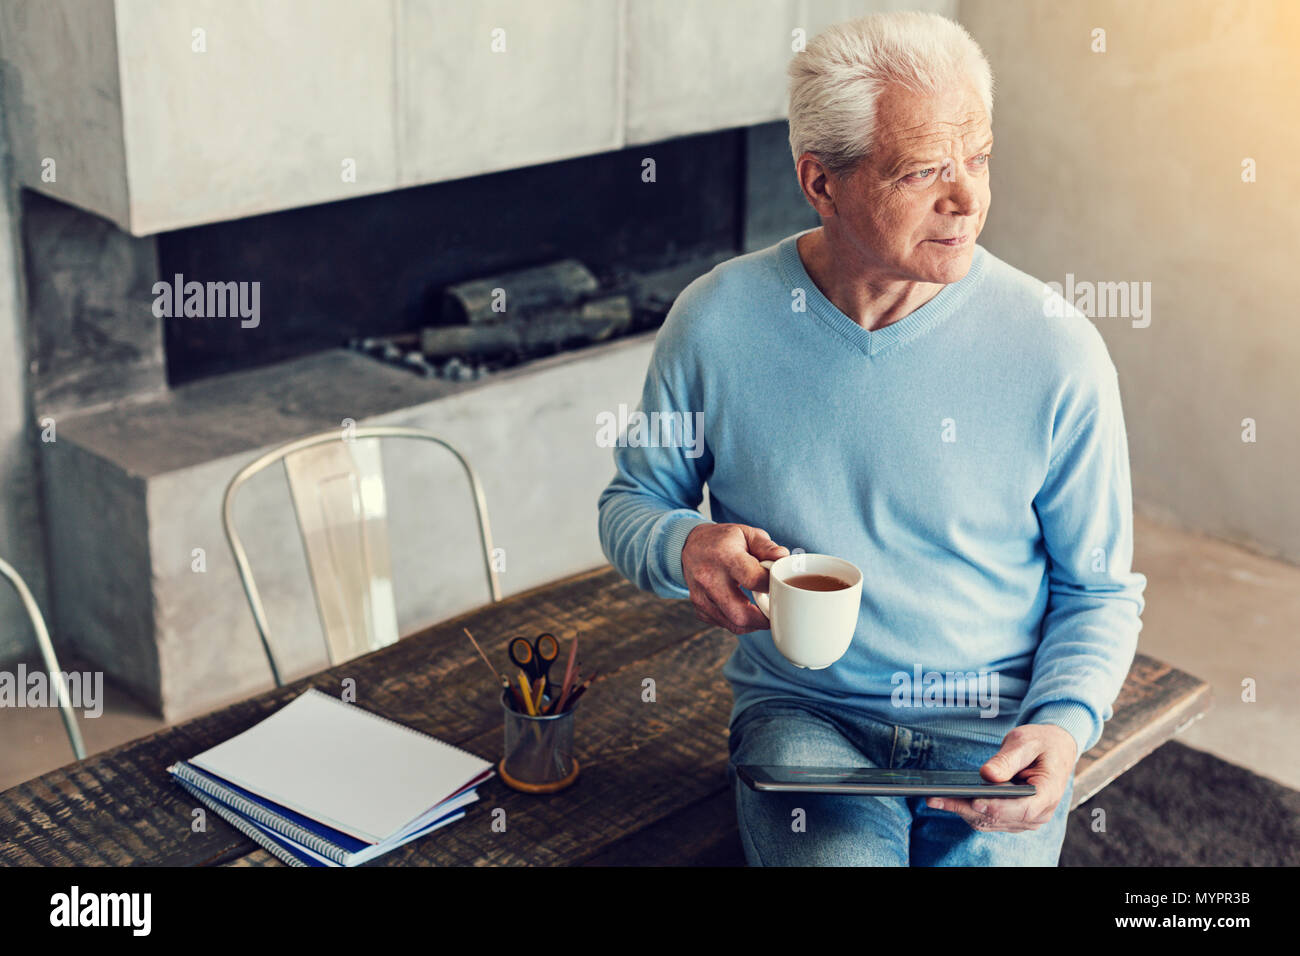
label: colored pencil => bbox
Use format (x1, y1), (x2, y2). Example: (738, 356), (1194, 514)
(561, 671), (597, 712)
(556, 635), (580, 713)
(563, 685), (588, 710)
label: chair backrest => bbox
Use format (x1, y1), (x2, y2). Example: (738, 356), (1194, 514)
(0, 557), (87, 761)
(222, 426), (502, 686)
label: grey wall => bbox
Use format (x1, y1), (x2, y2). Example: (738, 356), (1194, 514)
(0, 83), (49, 662)
(744, 121), (820, 253)
(20, 193), (164, 419)
(959, 0), (1300, 565)
(1, 0), (957, 236)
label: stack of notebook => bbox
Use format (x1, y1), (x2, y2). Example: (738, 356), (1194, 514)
(168, 688), (493, 867)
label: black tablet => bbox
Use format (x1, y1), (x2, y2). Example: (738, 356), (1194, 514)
(736, 765), (1036, 797)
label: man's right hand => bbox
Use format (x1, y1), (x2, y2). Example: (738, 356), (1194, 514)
(681, 523), (790, 634)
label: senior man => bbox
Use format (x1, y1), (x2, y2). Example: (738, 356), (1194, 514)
(597, 11), (1145, 866)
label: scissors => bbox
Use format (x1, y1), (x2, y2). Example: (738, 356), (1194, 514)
(508, 632), (560, 690)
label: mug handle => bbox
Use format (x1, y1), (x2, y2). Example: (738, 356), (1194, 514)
(753, 560), (774, 618)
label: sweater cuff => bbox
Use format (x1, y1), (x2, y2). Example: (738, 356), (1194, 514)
(656, 511), (712, 591)
(1020, 701), (1096, 762)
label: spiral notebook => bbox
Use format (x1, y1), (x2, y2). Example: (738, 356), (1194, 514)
(170, 760), (481, 866)
(170, 767), (477, 866)
(167, 687), (493, 863)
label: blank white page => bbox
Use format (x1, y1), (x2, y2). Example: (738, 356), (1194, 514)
(190, 688), (492, 844)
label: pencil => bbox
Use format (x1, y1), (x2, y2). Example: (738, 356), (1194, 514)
(562, 671), (597, 712)
(517, 671), (537, 716)
(556, 634), (580, 713)
(464, 626), (517, 707)
(563, 684), (588, 710)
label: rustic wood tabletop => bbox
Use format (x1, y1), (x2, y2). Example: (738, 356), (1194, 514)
(0, 566), (1210, 866)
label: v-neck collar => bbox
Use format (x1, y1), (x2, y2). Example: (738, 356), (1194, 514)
(777, 229), (989, 358)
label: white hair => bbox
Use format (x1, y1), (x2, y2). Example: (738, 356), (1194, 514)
(788, 11), (994, 175)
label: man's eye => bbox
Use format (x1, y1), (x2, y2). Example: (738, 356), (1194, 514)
(905, 167), (936, 182)
(971, 153), (991, 167)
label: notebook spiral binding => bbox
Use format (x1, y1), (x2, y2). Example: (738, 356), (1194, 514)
(169, 762), (337, 864)
(172, 776), (309, 867)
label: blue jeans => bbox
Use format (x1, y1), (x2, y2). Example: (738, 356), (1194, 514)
(727, 697), (1075, 866)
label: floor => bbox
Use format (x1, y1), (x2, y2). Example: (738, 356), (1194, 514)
(1124, 512), (1300, 790)
(1, 512), (1297, 793)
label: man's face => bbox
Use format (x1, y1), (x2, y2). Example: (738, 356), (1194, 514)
(827, 81), (992, 285)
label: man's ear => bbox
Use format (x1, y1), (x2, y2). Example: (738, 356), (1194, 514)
(795, 152), (837, 218)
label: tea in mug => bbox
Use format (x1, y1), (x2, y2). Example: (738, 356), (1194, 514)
(785, 573), (852, 592)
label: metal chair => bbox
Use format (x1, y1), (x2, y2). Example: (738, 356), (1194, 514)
(222, 425), (502, 686)
(0, 557), (87, 760)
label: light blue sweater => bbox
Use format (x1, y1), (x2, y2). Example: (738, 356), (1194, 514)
(597, 231), (1146, 758)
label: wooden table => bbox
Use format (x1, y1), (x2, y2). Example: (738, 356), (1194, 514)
(0, 567), (1211, 866)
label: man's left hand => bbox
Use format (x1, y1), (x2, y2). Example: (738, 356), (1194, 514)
(925, 724), (1078, 832)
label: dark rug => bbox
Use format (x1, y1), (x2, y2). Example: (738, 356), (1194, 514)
(1061, 740), (1300, 866)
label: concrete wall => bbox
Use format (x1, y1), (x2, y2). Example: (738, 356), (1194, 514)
(959, 0), (1300, 565)
(21, 193), (164, 419)
(0, 80), (49, 662)
(42, 341), (661, 720)
(0, 0), (128, 227)
(5, 0), (956, 235)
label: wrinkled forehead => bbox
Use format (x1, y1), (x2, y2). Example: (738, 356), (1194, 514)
(870, 82), (992, 165)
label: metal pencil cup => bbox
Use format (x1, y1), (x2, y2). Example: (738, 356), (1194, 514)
(499, 689), (580, 793)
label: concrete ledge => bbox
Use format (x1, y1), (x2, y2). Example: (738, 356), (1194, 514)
(42, 337), (657, 720)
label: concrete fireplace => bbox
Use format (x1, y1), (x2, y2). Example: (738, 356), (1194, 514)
(9, 124), (816, 720)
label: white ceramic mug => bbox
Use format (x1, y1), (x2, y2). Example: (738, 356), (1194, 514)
(753, 553), (863, 669)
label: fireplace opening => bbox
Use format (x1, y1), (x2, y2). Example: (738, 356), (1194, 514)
(347, 251), (725, 381)
(156, 125), (804, 387)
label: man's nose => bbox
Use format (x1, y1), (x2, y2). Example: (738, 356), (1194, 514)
(937, 161), (980, 216)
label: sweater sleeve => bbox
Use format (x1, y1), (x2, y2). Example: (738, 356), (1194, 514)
(596, 305), (714, 600)
(1017, 341), (1147, 759)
